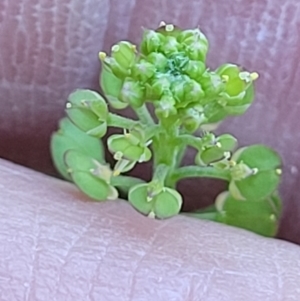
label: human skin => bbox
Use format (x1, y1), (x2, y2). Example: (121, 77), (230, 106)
(0, 0), (300, 244)
(0, 158), (300, 300)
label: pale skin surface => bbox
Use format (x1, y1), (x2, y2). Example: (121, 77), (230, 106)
(0, 159), (300, 300)
(1, 0), (300, 297)
(1, 0), (300, 243)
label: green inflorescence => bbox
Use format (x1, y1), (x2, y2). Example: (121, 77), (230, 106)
(51, 22), (283, 237)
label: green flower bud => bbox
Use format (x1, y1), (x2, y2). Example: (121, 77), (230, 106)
(155, 94), (177, 119)
(131, 60), (156, 82)
(160, 36), (180, 55)
(149, 74), (171, 99)
(119, 78), (145, 108)
(179, 29), (209, 62)
(180, 104), (206, 133)
(199, 71), (225, 99)
(184, 79), (205, 104)
(140, 29), (165, 55)
(146, 52), (168, 71)
(65, 90), (108, 138)
(99, 53), (129, 79)
(170, 77), (186, 103)
(111, 41), (136, 69)
(100, 65), (128, 109)
(156, 23), (181, 38)
(183, 60), (205, 80)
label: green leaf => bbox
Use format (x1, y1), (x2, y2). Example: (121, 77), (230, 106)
(50, 117), (104, 180)
(128, 184), (153, 215)
(216, 193), (281, 237)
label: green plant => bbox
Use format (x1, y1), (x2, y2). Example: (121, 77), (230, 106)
(51, 22), (282, 237)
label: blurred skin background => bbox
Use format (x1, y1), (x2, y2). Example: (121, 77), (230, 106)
(1, 0), (300, 243)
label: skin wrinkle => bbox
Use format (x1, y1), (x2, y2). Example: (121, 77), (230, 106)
(127, 221), (170, 301)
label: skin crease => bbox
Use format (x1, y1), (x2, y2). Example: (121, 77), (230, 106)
(0, 158), (300, 300)
(0, 0), (300, 297)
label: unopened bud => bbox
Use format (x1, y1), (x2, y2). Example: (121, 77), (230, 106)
(140, 29), (165, 55)
(146, 52), (168, 71)
(119, 78), (145, 108)
(132, 60), (156, 82)
(183, 60), (205, 80)
(111, 41), (136, 69)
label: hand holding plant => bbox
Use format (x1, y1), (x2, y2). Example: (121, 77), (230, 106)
(51, 23), (282, 237)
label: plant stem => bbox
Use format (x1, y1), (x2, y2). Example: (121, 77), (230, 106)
(181, 211), (217, 221)
(181, 204), (219, 221)
(111, 175), (145, 188)
(133, 104), (155, 126)
(170, 166), (231, 182)
(176, 134), (203, 150)
(107, 113), (138, 129)
(152, 163), (170, 184)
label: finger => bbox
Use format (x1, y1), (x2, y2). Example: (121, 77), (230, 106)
(1, 159), (300, 300)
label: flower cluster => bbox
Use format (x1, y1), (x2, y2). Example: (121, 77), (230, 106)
(51, 23), (283, 237)
(100, 23), (258, 131)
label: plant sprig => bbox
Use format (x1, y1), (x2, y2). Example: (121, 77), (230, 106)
(51, 22), (283, 237)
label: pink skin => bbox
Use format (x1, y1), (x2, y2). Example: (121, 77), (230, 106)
(1, 158), (300, 300)
(1, 1), (300, 295)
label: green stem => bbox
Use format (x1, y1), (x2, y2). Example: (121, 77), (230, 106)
(144, 124), (161, 141)
(111, 175), (145, 188)
(133, 104), (155, 126)
(170, 166), (231, 182)
(107, 113), (138, 129)
(152, 163), (170, 184)
(181, 204), (218, 221)
(148, 163), (170, 196)
(176, 134), (203, 150)
(181, 211), (217, 221)
(175, 145), (186, 168)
